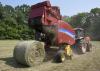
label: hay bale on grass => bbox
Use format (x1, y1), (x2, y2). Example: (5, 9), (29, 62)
(13, 40), (45, 66)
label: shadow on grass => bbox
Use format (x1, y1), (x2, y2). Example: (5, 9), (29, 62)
(0, 57), (27, 68)
(0, 47), (58, 68)
(44, 47), (58, 62)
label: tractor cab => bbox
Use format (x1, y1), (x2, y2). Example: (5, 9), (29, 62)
(74, 28), (85, 40)
(74, 28), (87, 54)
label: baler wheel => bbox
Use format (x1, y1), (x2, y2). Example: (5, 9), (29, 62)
(54, 50), (66, 62)
(13, 40), (45, 66)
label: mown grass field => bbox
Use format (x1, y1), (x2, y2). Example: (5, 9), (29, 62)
(0, 40), (100, 71)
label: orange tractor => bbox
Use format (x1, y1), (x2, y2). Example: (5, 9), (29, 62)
(13, 1), (92, 66)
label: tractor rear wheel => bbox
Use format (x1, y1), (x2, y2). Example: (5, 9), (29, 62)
(13, 40), (45, 66)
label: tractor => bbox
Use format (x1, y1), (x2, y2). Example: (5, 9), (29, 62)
(13, 1), (92, 66)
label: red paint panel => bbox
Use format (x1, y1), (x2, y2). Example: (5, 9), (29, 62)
(54, 20), (75, 45)
(57, 32), (75, 45)
(29, 7), (44, 18)
(45, 16), (58, 25)
(31, 1), (51, 9)
(58, 20), (75, 34)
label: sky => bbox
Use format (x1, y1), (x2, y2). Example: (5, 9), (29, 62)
(0, 0), (100, 16)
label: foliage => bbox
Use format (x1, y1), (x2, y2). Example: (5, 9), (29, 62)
(0, 3), (34, 40)
(63, 8), (100, 40)
(62, 16), (71, 23)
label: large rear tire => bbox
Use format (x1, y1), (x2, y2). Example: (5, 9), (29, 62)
(13, 40), (45, 66)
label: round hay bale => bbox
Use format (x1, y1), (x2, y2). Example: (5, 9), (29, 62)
(13, 40), (45, 66)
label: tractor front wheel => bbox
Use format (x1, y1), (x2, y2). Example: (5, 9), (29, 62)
(86, 43), (92, 52)
(81, 44), (86, 53)
(76, 43), (87, 54)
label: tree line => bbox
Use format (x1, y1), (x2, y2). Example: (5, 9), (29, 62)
(0, 3), (34, 40)
(63, 8), (100, 40)
(0, 2), (100, 40)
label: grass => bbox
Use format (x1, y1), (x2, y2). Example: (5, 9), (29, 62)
(0, 40), (100, 71)
(0, 40), (19, 47)
(91, 41), (100, 48)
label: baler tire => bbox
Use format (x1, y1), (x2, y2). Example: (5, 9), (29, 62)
(54, 50), (66, 63)
(13, 40), (45, 66)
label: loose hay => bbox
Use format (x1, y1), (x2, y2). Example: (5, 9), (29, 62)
(13, 40), (45, 66)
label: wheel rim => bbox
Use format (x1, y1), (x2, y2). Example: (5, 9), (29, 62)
(61, 54), (65, 62)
